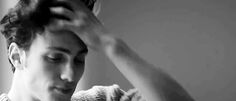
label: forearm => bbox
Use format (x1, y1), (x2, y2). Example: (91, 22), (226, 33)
(43, 1), (193, 100)
(101, 36), (194, 101)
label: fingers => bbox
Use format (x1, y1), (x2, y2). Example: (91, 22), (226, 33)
(46, 0), (107, 51)
(120, 89), (146, 101)
(48, 18), (86, 33)
(49, 6), (88, 31)
(58, 0), (102, 26)
(49, 5), (90, 24)
(130, 92), (146, 101)
(49, 5), (101, 31)
(49, 0), (104, 30)
(50, 7), (75, 20)
(55, 0), (91, 13)
(120, 89), (137, 101)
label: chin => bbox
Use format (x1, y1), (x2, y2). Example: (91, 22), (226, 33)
(46, 95), (71, 101)
(43, 90), (72, 101)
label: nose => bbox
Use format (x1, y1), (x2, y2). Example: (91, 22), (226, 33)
(60, 63), (75, 83)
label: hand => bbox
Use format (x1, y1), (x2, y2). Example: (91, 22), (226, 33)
(47, 0), (109, 51)
(120, 89), (146, 101)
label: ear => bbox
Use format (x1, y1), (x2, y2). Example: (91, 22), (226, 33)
(93, 0), (101, 16)
(8, 43), (26, 70)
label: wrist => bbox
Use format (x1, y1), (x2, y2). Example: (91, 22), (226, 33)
(100, 35), (117, 53)
(101, 35), (129, 57)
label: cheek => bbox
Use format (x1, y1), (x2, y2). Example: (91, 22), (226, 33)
(25, 57), (60, 91)
(74, 66), (85, 82)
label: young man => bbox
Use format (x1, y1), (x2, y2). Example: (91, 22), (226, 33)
(0, 0), (195, 101)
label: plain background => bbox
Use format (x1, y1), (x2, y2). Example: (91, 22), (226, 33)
(1, 0), (236, 101)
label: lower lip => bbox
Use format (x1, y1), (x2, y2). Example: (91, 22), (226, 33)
(54, 88), (73, 95)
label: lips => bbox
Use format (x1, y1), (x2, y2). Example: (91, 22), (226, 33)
(54, 87), (74, 95)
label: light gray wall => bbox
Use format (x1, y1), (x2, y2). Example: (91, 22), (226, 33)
(0, 0), (14, 94)
(1, 0), (236, 101)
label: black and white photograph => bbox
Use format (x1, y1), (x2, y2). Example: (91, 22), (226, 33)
(0, 0), (235, 101)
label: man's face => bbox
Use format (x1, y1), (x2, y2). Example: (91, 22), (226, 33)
(22, 30), (87, 101)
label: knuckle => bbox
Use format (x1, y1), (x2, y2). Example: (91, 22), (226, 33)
(50, 7), (65, 14)
(74, 19), (86, 26)
(57, 7), (65, 13)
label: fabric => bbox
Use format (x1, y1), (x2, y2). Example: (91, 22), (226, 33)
(0, 94), (10, 101)
(72, 84), (124, 101)
(0, 84), (124, 101)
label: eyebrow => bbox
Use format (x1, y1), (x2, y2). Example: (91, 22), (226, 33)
(47, 47), (88, 54)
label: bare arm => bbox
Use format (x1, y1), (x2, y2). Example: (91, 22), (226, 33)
(47, 1), (195, 100)
(98, 35), (194, 101)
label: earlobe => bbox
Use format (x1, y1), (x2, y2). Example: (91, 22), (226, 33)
(8, 43), (25, 70)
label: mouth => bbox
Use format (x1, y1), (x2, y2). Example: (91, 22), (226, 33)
(54, 87), (74, 95)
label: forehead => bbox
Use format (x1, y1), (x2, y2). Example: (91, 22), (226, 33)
(29, 29), (87, 54)
(45, 30), (84, 45)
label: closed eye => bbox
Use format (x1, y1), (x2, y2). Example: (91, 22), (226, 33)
(46, 54), (65, 63)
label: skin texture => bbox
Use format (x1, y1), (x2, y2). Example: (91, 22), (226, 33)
(47, 0), (195, 100)
(8, 30), (87, 101)
(6, 0), (195, 101)
(47, 1), (195, 100)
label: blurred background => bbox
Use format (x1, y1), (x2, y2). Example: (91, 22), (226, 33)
(1, 0), (236, 101)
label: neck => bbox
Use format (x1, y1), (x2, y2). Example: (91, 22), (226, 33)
(8, 71), (39, 101)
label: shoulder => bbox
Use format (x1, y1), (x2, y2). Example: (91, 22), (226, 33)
(71, 84), (124, 101)
(0, 94), (10, 101)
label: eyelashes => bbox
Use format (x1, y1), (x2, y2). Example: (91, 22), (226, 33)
(45, 54), (85, 66)
(46, 54), (64, 63)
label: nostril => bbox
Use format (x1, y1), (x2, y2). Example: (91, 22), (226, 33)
(60, 72), (75, 83)
(60, 66), (75, 82)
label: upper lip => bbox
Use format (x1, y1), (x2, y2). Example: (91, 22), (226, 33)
(56, 87), (73, 90)
(54, 85), (75, 94)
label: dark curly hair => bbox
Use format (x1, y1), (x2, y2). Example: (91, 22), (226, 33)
(0, 0), (97, 72)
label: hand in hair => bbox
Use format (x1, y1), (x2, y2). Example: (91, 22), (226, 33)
(47, 0), (108, 51)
